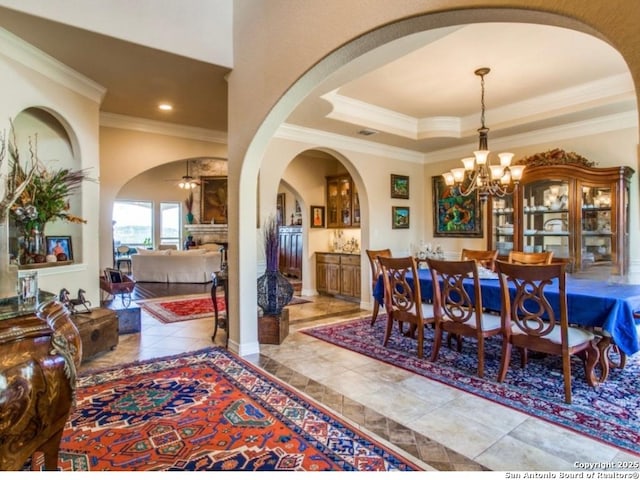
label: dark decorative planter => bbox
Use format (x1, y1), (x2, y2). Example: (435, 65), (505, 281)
(256, 270), (293, 315)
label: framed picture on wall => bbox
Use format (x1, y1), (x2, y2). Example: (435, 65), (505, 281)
(310, 205), (325, 228)
(45, 236), (73, 261)
(390, 174), (410, 199)
(201, 176), (228, 224)
(392, 206), (410, 229)
(432, 175), (482, 237)
(276, 193), (286, 226)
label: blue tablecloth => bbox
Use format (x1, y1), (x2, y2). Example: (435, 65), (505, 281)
(373, 269), (640, 356)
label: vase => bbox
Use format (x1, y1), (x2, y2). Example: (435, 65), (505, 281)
(20, 227), (46, 264)
(256, 270), (293, 315)
(186, 212), (194, 224)
(0, 220), (18, 299)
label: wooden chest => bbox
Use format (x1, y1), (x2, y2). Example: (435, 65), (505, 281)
(72, 308), (119, 362)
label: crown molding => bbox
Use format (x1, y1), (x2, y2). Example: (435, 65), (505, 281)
(321, 74), (635, 141)
(0, 27), (106, 104)
(277, 109), (636, 166)
(426, 110), (638, 163)
(275, 123), (424, 164)
(460, 73), (636, 132)
(100, 112), (228, 144)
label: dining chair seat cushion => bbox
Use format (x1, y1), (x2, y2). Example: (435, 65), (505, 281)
(441, 311), (501, 331)
(404, 301), (434, 320)
(511, 323), (595, 347)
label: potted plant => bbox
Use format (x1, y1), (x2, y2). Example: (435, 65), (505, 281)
(257, 215), (293, 343)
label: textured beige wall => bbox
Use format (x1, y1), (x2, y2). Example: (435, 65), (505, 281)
(228, 1), (640, 353)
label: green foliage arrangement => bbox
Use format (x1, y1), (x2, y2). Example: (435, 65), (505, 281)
(6, 127), (90, 251)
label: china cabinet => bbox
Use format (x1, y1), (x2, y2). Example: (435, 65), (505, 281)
(488, 164), (633, 278)
(326, 174), (360, 228)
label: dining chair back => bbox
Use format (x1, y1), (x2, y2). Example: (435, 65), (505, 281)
(494, 260), (599, 403)
(507, 250), (553, 265)
(427, 258), (501, 377)
(460, 248), (498, 271)
(378, 256), (434, 358)
(366, 249), (392, 326)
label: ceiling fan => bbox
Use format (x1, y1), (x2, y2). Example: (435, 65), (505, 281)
(169, 160), (200, 189)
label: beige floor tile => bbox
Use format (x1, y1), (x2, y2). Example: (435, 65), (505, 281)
(410, 405), (509, 459)
(508, 417), (619, 465)
(475, 433), (574, 471)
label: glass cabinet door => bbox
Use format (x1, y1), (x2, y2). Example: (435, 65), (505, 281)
(491, 196), (515, 257)
(338, 177), (351, 226)
(580, 185), (612, 272)
(522, 179), (570, 261)
(327, 179), (339, 227)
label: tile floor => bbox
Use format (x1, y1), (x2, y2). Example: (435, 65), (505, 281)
(82, 293), (640, 472)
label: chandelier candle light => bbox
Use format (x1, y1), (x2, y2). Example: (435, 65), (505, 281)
(442, 68), (525, 201)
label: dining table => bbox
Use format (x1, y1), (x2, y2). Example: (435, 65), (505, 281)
(373, 267), (640, 380)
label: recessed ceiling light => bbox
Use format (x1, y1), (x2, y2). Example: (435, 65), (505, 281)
(158, 103), (173, 111)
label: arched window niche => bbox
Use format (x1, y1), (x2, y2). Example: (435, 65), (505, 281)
(9, 107), (84, 267)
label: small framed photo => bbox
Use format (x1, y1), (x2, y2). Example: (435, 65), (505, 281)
(104, 268), (124, 284)
(391, 174), (410, 199)
(18, 270), (38, 304)
(45, 236), (73, 261)
(310, 205), (325, 228)
(392, 206), (410, 229)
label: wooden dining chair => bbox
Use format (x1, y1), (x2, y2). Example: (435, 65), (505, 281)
(507, 250), (553, 265)
(427, 258), (502, 377)
(378, 256), (434, 358)
(366, 249), (392, 326)
(460, 248), (498, 271)
(494, 260), (599, 404)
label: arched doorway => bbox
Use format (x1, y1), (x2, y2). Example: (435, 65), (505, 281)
(230, 7), (639, 355)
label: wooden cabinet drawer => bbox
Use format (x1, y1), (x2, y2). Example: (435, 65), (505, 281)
(340, 254), (360, 266)
(317, 253), (341, 264)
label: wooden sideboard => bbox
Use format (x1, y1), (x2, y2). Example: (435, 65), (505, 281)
(0, 297), (81, 470)
(316, 252), (361, 302)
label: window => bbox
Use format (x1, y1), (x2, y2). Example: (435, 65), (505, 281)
(160, 202), (180, 248)
(113, 201), (153, 249)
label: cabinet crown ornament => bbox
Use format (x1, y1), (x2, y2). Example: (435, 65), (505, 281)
(516, 149), (595, 168)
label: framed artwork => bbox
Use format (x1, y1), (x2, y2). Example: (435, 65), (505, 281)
(310, 205), (325, 228)
(432, 175), (483, 237)
(104, 267), (123, 284)
(392, 206), (410, 229)
(276, 193), (286, 226)
(200, 176), (228, 224)
(45, 235), (73, 261)
(390, 174), (410, 199)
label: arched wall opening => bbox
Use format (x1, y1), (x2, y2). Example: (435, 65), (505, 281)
(231, 7), (639, 355)
(10, 107), (84, 264)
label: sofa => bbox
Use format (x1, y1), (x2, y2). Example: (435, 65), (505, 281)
(131, 246), (223, 283)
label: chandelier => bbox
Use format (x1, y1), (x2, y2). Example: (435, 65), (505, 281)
(442, 68), (525, 202)
(179, 160), (197, 189)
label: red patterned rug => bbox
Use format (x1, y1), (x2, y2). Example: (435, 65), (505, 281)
(55, 348), (422, 471)
(137, 294), (310, 324)
(303, 316), (640, 456)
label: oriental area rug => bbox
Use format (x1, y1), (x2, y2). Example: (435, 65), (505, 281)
(137, 294), (310, 324)
(302, 316), (640, 456)
(55, 347), (422, 471)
